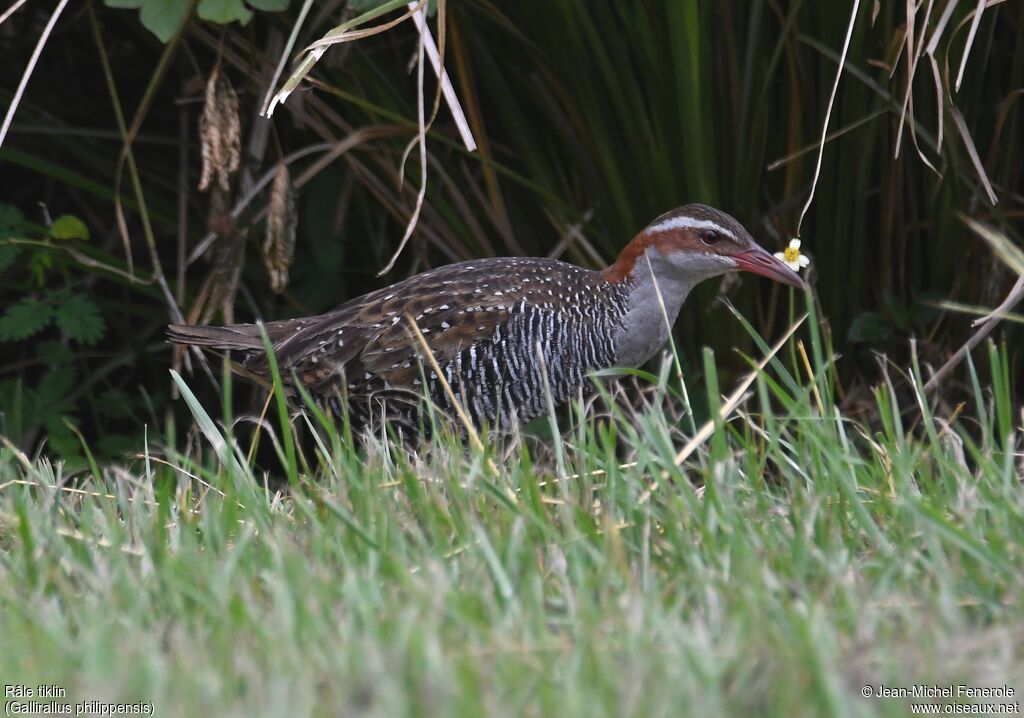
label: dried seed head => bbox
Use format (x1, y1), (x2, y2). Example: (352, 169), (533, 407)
(261, 163), (297, 294)
(198, 64), (241, 192)
(211, 242), (244, 324)
(201, 188), (246, 324)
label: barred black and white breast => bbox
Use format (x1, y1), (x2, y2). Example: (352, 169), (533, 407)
(169, 258), (633, 434)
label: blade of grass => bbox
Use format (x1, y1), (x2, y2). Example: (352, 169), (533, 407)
(170, 370), (246, 480)
(255, 323), (298, 487)
(675, 314), (806, 466)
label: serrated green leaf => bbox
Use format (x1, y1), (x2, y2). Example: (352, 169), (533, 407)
(37, 367), (78, 408)
(0, 204), (25, 237)
(35, 339), (74, 366)
(0, 298), (54, 341)
(49, 214), (90, 241)
(247, 0), (288, 10)
(56, 294), (106, 345)
(198, 0), (253, 24)
(44, 414), (81, 459)
(98, 388), (135, 419)
(0, 244), (19, 273)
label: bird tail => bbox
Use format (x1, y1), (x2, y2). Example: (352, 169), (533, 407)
(166, 323), (264, 351)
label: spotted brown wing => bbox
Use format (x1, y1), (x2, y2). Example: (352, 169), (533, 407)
(258, 260), (526, 397)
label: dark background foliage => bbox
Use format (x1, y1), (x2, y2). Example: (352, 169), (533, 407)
(0, 0), (1021, 460)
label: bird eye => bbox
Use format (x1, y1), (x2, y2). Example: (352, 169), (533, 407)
(700, 230), (721, 246)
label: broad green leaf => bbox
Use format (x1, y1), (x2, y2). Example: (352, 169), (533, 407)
(246, 0), (288, 10)
(883, 291), (913, 330)
(28, 253), (53, 286)
(56, 294), (106, 345)
(846, 312), (891, 343)
(140, 0), (192, 41)
(198, 0), (253, 25)
(104, 0), (191, 43)
(49, 214), (90, 241)
(107, 0), (283, 37)
(0, 204), (25, 237)
(0, 298), (54, 341)
(0, 245), (19, 273)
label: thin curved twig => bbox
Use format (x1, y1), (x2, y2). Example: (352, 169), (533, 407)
(0, 0), (71, 149)
(796, 0), (860, 237)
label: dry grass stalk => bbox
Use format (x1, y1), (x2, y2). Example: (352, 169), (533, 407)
(406, 0), (475, 152)
(265, 0), (428, 117)
(0, 0), (71, 149)
(198, 63), (242, 192)
(261, 163), (297, 294)
(949, 105), (998, 206)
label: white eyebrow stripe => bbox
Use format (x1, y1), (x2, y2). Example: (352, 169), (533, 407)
(648, 216), (737, 240)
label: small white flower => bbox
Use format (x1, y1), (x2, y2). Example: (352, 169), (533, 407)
(774, 238), (811, 272)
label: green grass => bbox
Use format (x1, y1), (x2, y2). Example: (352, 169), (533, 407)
(1, 313), (1021, 717)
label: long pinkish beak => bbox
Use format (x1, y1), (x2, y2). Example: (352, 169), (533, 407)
(733, 245), (807, 290)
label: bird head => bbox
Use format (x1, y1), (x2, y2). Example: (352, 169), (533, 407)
(604, 204), (807, 290)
